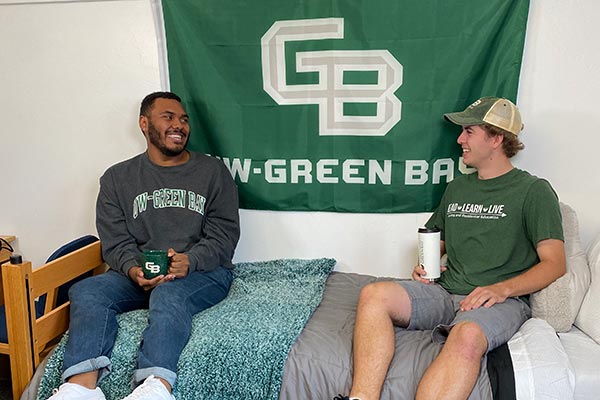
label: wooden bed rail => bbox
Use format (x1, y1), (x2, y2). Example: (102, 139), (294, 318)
(1, 241), (105, 400)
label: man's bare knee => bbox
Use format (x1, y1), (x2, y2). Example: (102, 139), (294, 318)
(357, 281), (411, 325)
(358, 281), (405, 306)
(446, 321), (488, 361)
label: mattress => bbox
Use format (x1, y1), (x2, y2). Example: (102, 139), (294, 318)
(508, 318), (575, 399)
(25, 271), (584, 400)
(559, 326), (600, 400)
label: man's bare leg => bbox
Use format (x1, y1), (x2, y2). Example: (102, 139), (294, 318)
(157, 377), (172, 392)
(349, 282), (411, 400)
(67, 370), (100, 389)
(416, 322), (487, 400)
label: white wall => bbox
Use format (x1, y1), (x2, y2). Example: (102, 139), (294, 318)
(515, 0), (600, 247)
(1, 0), (598, 278)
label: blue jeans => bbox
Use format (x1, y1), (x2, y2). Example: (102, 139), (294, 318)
(62, 267), (233, 388)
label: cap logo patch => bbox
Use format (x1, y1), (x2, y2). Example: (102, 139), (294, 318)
(469, 99), (482, 109)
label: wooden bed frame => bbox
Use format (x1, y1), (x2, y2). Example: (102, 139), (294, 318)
(0, 241), (106, 399)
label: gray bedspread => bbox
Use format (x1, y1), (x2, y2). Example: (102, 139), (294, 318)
(279, 271), (494, 400)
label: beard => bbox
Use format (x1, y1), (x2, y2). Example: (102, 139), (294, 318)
(147, 120), (188, 157)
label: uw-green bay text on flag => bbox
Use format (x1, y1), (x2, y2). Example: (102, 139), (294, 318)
(160, 0), (529, 213)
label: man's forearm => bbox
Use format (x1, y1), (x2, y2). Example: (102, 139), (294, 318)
(494, 238), (566, 298)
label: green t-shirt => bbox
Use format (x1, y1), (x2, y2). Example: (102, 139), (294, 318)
(426, 168), (564, 295)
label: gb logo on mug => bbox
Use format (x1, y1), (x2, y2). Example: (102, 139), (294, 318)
(145, 262), (162, 275)
(261, 18), (403, 136)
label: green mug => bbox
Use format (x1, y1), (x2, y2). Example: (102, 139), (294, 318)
(141, 250), (169, 279)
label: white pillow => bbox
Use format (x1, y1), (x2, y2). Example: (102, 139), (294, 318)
(508, 318), (575, 399)
(530, 203), (591, 332)
(574, 233), (600, 344)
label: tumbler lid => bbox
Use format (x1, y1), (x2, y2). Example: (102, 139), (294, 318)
(418, 226), (441, 233)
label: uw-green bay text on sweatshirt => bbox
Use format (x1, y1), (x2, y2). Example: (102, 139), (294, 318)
(96, 151), (240, 275)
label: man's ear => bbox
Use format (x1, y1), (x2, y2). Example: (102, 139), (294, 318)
(139, 115), (148, 135)
(492, 133), (505, 149)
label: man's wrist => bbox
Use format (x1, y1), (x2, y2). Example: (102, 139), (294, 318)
(493, 281), (513, 299)
(128, 265), (142, 280)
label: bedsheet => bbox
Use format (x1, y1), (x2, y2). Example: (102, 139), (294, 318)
(508, 318), (575, 399)
(559, 327), (600, 400)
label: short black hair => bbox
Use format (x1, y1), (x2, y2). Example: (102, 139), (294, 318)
(140, 92), (182, 117)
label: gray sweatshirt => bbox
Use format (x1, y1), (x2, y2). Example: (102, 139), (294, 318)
(96, 151), (240, 275)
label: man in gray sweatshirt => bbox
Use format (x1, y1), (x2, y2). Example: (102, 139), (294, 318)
(49, 92), (240, 400)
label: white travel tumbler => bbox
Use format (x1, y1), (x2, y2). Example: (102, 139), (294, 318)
(418, 227), (441, 281)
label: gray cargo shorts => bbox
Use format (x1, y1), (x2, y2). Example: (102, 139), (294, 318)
(397, 280), (531, 352)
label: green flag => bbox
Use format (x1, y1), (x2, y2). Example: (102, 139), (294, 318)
(161, 0), (529, 213)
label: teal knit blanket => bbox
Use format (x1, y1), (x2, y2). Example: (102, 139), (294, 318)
(36, 258), (336, 400)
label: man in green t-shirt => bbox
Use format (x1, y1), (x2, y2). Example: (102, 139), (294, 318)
(334, 97), (566, 400)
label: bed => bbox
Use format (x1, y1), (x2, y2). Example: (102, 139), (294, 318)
(3, 202), (599, 400)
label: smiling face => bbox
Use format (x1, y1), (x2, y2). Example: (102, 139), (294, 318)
(140, 98), (190, 164)
(456, 124), (500, 169)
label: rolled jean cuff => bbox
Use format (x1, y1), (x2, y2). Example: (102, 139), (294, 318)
(62, 356), (111, 383)
(133, 367), (177, 389)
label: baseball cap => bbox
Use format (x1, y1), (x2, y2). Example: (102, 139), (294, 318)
(444, 97), (523, 135)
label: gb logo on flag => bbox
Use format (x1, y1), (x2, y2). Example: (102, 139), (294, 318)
(261, 18), (403, 137)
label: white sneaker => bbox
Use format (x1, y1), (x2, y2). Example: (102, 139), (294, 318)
(48, 382), (106, 400)
(123, 375), (175, 400)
